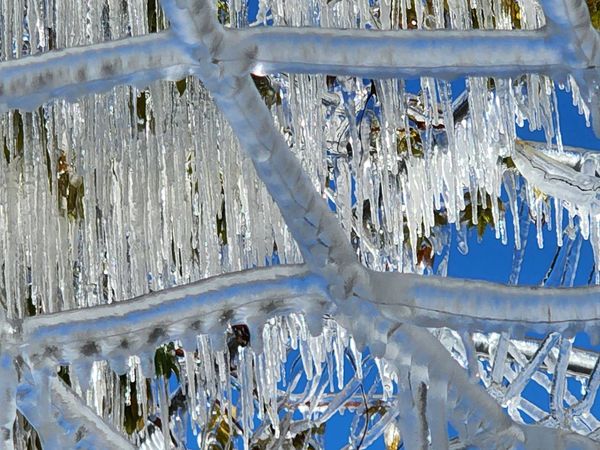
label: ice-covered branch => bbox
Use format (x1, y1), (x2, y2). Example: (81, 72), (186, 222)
(542, 0), (600, 68)
(207, 76), (369, 291)
(240, 27), (566, 79)
(385, 324), (520, 447)
(0, 353), (16, 450)
(0, 33), (193, 112)
(473, 333), (599, 378)
(17, 372), (135, 449)
(370, 270), (600, 338)
(541, 0), (600, 135)
(517, 140), (600, 170)
(513, 140), (600, 208)
(16, 266), (329, 371)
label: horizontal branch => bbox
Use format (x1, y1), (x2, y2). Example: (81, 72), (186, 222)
(238, 27), (567, 79)
(370, 270), (600, 337)
(15, 266), (330, 369)
(0, 32), (193, 112)
(517, 140), (600, 170)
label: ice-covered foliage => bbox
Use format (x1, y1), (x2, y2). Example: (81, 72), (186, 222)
(2, 0), (600, 448)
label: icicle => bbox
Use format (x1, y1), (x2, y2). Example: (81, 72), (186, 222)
(73, 361), (93, 393)
(140, 354), (155, 380)
(157, 376), (171, 450)
(333, 322), (347, 390)
(508, 196), (530, 285)
(239, 346), (255, 449)
(456, 222), (469, 255)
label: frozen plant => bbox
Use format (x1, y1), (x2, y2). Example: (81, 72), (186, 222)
(2, 0), (600, 448)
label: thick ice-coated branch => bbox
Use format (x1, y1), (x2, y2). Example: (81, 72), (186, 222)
(542, 0), (600, 68)
(517, 140), (600, 170)
(15, 266), (330, 370)
(208, 77), (370, 292)
(385, 324), (520, 447)
(369, 270), (600, 337)
(17, 373), (135, 449)
(0, 33), (193, 112)
(239, 27), (566, 79)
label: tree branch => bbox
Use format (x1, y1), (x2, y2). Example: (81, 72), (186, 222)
(239, 27), (566, 79)
(17, 372), (135, 449)
(370, 270), (600, 336)
(15, 266), (330, 368)
(513, 140), (600, 208)
(385, 324), (599, 449)
(0, 32), (193, 112)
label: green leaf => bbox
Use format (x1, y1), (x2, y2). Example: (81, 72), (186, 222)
(154, 342), (180, 379)
(217, 0), (230, 25)
(588, 1), (600, 30)
(251, 75), (282, 109)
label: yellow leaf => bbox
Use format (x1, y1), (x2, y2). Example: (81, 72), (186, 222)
(384, 423), (401, 450)
(533, 186), (547, 201)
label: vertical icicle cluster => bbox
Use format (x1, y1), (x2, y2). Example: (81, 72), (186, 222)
(83, 315), (383, 449)
(0, 0), (305, 320)
(0, 81), (302, 318)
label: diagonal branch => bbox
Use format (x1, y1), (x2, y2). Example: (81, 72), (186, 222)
(17, 371), (135, 449)
(385, 323), (599, 449)
(160, 0), (367, 299)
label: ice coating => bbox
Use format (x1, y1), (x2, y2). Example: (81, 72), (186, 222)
(2, 0), (600, 448)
